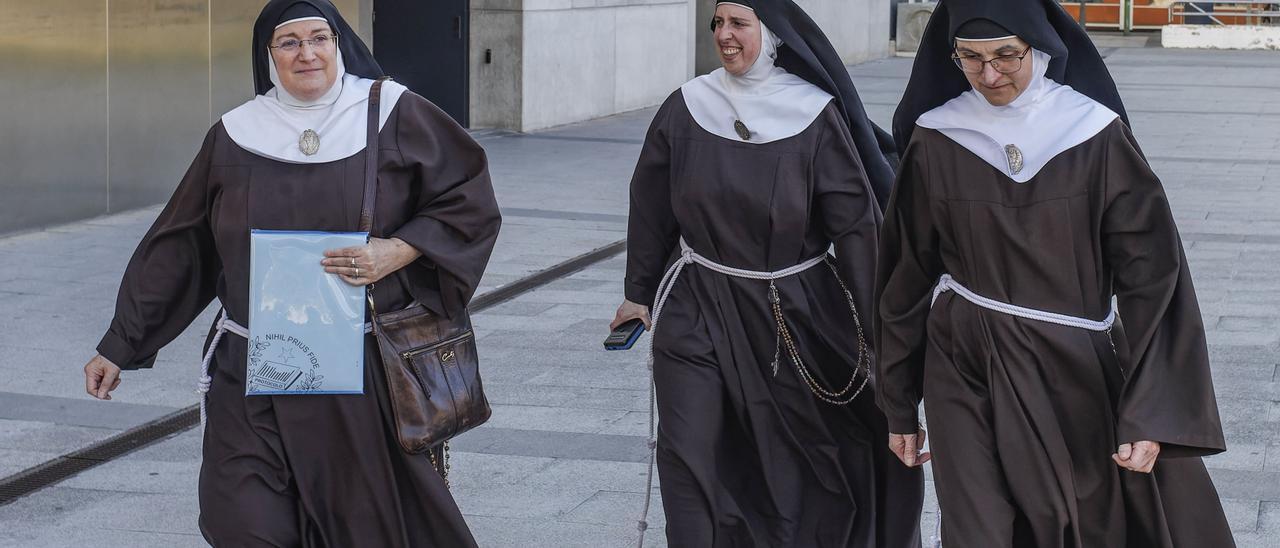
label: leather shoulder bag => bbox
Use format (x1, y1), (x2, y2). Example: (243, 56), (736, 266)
(360, 78), (492, 457)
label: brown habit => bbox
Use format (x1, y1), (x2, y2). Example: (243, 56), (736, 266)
(626, 91), (924, 547)
(875, 120), (1234, 547)
(97, 93), (499, 547)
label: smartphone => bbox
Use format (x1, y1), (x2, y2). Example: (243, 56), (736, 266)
(603, 318), (646, 351)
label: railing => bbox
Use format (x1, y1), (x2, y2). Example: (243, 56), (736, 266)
(1170, 1), (1280, 26)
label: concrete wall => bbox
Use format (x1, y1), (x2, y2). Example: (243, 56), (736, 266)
(472, 0), (690, 131)
(1163, 24), (1280, 51)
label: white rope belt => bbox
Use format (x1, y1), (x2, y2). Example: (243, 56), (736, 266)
(635, 238), (859, 546)
(196, 310), (373, 426)
(931, 274), (1116, 332)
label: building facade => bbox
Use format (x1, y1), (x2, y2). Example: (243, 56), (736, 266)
(0, 0), (887, 234)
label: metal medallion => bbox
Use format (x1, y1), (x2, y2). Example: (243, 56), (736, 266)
(1004, 143), (1024, 175)
(299, 129), (321, 156)
(733, 119), (751, 141)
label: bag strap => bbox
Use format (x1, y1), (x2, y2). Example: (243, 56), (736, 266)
(359, 77), (390, 234)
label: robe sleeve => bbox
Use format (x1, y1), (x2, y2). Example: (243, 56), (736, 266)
(97, 127), (222, 370)
(813, 106), (882, 334)
(1102, 122), (1226, 458)
(873, 133), (942, 435)
(389, 94), (502, 318)
(623, 96), (680, 307)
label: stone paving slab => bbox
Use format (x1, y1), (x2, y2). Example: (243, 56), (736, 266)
(2, 44), (1279, 547)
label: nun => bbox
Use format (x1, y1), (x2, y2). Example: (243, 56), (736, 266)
(613, 1), (923, 545)
(876, 0), (1233, 545)
(80, 1), (499, 545)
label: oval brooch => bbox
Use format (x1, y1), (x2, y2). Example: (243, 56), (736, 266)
(299, 129), (321, 156)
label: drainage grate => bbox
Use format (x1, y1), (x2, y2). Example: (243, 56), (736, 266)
(0, 238), (626, 506)
(0, 406), (198, 505)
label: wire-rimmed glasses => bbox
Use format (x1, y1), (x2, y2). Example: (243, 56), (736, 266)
(951, 46), (1031, 74)
(269, 34), (337, 54)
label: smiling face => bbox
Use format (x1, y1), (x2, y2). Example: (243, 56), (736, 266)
(269, 19), (338, 102)
(711, 4), (762, 76)
(954, 36), (1034, 106)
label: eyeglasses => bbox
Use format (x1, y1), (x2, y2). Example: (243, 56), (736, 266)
(270, 34), (337, 54)
(951, 46), (1031, 74)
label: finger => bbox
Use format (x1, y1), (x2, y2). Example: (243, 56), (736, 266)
(85, 367), (100, 397)
(903, 435), (917, 466)
(1128, 444), (1151, 466)
(1117, 443), (1133, 461)
(324, 246), (364, 258)
(110, 377), (121, 391)
(321, 257), (363, 268)
(97, 368), (119, 399)
(915, 450), (932, 466)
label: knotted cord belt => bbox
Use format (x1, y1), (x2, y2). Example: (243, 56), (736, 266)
(634, 238), (872, 546)
(932, 273), (1116, 331)
(196, 310), (373, 426)
(925, 274), (1117, 547)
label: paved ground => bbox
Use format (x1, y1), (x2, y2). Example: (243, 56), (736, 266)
(2, 42), (1278, 547)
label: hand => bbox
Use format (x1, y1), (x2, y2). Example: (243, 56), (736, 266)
(1113, 440), (1160, 473)
(84, 354), (122, 400)
(611, 300), (652, 331)
(888, 428), (932, 467)
(322, 237), (422, 286)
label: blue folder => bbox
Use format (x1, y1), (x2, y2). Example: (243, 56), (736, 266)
(247, 230), (368, 395)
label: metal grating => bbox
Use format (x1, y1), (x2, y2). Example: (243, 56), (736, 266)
(0, 406), (199, 505)
(0, 238), (627, 506)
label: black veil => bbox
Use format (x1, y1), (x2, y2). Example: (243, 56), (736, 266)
(891, 0), (1128, 155)
(251, 0), (384, 95)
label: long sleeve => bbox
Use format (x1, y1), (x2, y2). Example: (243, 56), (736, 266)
(389, 95), (501, 318)
(1102, 122), (1226, 458)
(623, 96), (680, 307)
(873, 134), (942, 434)
(97, 128), (222, 370)
(813, 107), (882, 333)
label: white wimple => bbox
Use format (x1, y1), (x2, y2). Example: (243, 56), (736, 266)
(634, 238), (827, 547)
(196, 311), (372, 427)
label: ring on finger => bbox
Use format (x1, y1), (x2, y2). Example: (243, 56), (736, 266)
(354, 267), (361, 278)
(350, 257), (357, 267)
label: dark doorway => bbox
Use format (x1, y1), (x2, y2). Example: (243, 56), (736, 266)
(373, 0), (469, 127)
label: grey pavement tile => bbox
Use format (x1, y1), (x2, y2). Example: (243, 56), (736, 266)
(0, 418), (117, 455)
(449, 452), (557, 489)
(520, 458), (652, 494)
(563, 490), (650, 526)
(486, 403), (632, 435)
(1223, 498), (1262, 534)
(485, 383), (648, 412)
(1205, 443), (1268, 472)
(0, 391), (177, 429)
(479, 300), (560, 317)
(453, 426), (648, 463)
(1209, 469), (1280, 502)
(466, 515), (643, 548)
(0, 449), (61, 479)
(57, 458), (201, 495)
